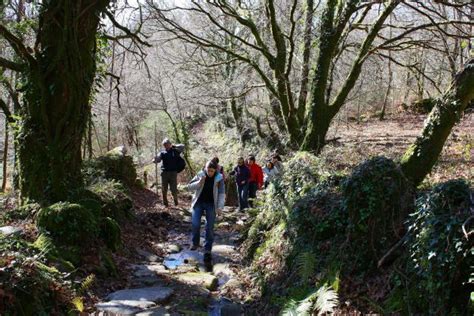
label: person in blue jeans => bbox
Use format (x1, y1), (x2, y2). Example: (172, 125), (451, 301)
(186, 160), (225, 258)
(229, 157), (250, 211)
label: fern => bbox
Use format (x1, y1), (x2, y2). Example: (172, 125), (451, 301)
(71, 297), (84, 312)
(280, 285), (339, 316)
(80, 274), (95, 293)
(296, 251), (317, 281)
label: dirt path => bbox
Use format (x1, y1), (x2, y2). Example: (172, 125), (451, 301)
(93, 187), (247, 315)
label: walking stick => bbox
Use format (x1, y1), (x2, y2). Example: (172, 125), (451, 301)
(154, 122), (159, 195)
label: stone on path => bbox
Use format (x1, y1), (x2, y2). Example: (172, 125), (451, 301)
(212, 245), (237, 257)
(130, 264), (169, 278)
(177, 272), (218, 291)
(106, 286), (174, 304)
(135, 307), (170, 316)
(136, 249), (160, 262)
(167, 244), (181, 253)
(209, 298), (242, 316)
(0, 226), (23, 237)
(95, 300), (156, 315)
(163, 250), (203, 270)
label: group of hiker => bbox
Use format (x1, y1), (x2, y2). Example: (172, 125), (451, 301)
(153, 138), (283, 258)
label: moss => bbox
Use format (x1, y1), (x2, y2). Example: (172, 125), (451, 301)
(342, 156), (413, 265)
(88, 180), (133, 222)
(405, 179), (473, 314)
(36, 202), (100, 246)
(99, 249), (118, 277)
(100, 217), (122, 251)
(83, 147), (137, 187)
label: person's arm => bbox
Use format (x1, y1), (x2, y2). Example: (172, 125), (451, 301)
(258, 167), (264, 189)
(153, 152), (163, 163)
(187, 174), (204, 191)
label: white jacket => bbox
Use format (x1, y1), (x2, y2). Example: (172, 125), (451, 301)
(187, 170), (225, 211)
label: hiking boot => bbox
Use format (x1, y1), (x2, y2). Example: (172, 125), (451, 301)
(190, 244), (199, 251)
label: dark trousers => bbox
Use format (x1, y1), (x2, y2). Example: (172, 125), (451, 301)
(237, 183), (249, 211)
(161, 171), (178, 206)
(248, 182), (258, 208)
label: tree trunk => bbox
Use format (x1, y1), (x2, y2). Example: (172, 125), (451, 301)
(401, 59), (474, 186)
(296, 0), (314, 125)
(2, 114), (9, 191)
(17, 0), (109, 203)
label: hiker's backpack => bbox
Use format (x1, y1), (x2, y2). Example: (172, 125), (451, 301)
(176, 151), (186, 173)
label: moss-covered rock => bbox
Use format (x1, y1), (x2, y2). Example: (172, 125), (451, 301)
(36, 202), (100, 246)
(405, 179), (473, 315)
(100, 217), (122, 251)
(88, 180), (133, 222)
(83, 146), (137, 187)
(342, 156), (413, 264)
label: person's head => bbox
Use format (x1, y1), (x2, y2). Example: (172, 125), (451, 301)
(205, 160), (218, 177)
(212, 156), (220, 165)
(266, 161), (274, 169)
(271, 154), (282, 163)
(248, 155), (256, 165)
(237, 157), (245, 166)
(162, 138), (172, 150)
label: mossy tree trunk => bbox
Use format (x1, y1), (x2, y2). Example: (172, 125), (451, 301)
(401, 59), (474, 186)
(1, 0), (110, 203)
(301, 0), (399, 153)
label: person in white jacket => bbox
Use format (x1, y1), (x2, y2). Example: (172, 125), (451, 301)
(186, 160), (225, 258)
(263, 161), (279, 188)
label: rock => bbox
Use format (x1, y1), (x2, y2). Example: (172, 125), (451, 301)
(212, 245), (237, 257)
(0, 226), (23, 237)
(95, 300), (156, 315)
(177, 272), (218, 291)
(136, 249), (160, 262)
(217, 222), (231, 229)
(167, 244), (181, 253)
(213, 263), (234, 286)
(135, 307), (170, 316)
(130, 264), (168, 278)
(106, 287), (174, 303)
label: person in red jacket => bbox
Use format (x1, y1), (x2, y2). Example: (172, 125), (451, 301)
(246, 155), (264, 208)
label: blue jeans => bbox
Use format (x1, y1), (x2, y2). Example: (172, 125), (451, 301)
(191, 201), (215, 252)
(237, 183), (249, 211)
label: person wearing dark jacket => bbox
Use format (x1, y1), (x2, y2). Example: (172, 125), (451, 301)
(153, 138), (185, 207)
(247, 155), (264, 208)
(229, 157), (250, 211)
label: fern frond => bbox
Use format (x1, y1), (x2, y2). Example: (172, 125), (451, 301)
(314, 285), (339, 315)
(296, 251), (317, 281)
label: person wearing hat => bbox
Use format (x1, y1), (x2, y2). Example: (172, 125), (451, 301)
(153, 138), (185, 207)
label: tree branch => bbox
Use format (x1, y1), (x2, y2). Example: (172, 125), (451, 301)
(104, 10), (151, 47)
(0, 56), (24, 72)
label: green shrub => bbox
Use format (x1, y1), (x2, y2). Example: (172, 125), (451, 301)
(0, 235), (75, 315)
(342, 156), (413, 264)
(36, 202), (100, 246)
(406, 179), (473, 315)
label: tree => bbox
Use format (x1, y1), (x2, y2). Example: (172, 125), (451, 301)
(401, 58), (474, 186)
(0, 1), (148, 203)
(148, 0), (473, 152)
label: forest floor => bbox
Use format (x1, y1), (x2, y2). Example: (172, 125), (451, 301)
(90, 187), (248, 315)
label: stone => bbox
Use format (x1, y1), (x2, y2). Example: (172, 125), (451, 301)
(136, 249), (160, 262)
(95, 300), (156, 315)
(209, 298), (242, 316)
(130, 264), (168, 278)
(177, 272), (218, 291)
(212, 245), (237, 257)
(106, 287), (174, 303)
(0, 226), (23, 237)
(135, 307), (170, 316)
(167, 244), (181, 253)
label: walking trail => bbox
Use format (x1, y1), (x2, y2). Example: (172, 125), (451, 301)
(93, 187), (248, 315)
